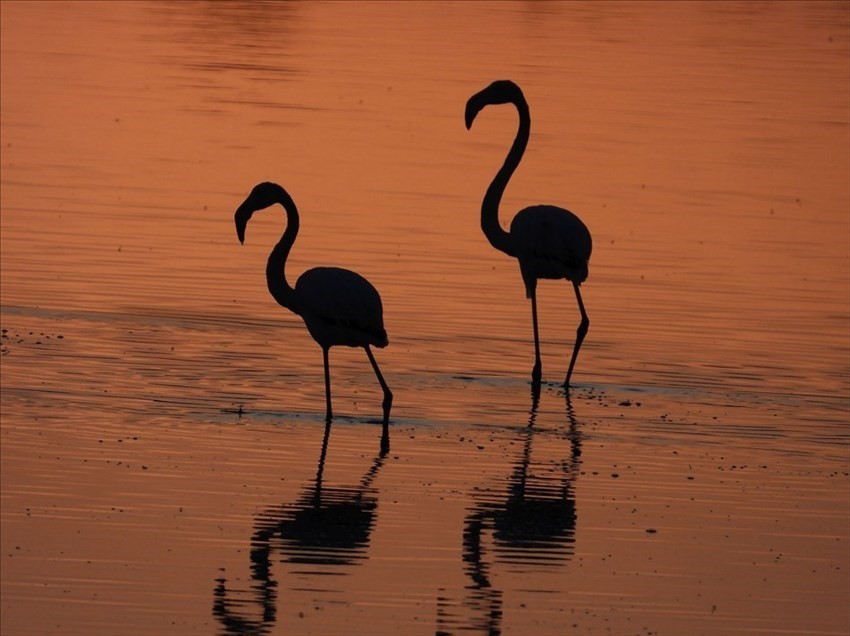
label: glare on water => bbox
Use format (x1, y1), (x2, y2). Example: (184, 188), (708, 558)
(1, 2), (848, 635)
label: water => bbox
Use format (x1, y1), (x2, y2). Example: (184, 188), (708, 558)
(1, 1), (848, 635)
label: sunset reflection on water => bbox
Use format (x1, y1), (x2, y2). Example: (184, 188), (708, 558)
(1, 2), (848, 635)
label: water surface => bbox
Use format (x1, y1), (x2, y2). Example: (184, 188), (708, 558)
(2, 2), (848, 635)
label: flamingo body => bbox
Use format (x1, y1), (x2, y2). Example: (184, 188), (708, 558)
(295, 266), (388, 349)
(510, 205), (591, 297)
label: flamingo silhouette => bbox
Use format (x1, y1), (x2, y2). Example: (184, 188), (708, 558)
(234, 182), (392, 451)
(465, 80), (592, 388)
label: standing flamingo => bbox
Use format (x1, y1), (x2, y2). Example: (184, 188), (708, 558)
(234, 182), (392, 450)
(465, 80), (592, 388)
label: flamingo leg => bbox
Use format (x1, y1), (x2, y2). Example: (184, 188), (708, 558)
(322, 346), (333, 422)
(364, 346), (392, 454)
(530, 287), (542, 385)
(565, 282), (589, 388)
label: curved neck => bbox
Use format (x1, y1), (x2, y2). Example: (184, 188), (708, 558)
(266, 191), (300, 314)
(481, 96), (529, 257)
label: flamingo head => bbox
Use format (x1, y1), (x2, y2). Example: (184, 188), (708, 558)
(465, 79), (524, 129)
(234, 182), (286, 244)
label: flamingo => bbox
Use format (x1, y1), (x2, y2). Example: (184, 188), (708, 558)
(465, 80), (592, 388)
(234, 182), (392, 450)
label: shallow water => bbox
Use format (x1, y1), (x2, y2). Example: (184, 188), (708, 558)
(1, 1), (849, 635)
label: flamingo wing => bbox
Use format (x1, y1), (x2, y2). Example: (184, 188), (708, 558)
(510, 205), (592, 286)
(295, 267), (388, 348)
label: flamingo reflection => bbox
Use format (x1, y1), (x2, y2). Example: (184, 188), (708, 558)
(437, 385), (582, 636)
(213, 423), (386, 635)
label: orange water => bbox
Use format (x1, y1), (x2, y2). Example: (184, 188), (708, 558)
(2, 2), (848, 635)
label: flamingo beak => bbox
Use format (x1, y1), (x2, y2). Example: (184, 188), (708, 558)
(464, 99), (478, 130)
(234, 202), (253, 244)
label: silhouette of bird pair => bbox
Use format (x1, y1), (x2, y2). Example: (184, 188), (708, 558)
(234, 80), (592, 441)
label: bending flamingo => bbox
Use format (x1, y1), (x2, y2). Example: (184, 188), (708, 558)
(234, 182), (392, 450)
(465, 80), (592, 388)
